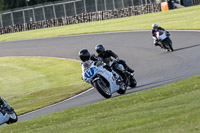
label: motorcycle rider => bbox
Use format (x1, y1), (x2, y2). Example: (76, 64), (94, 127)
(79, 48), (104, 79)
(95, 44), (134, 73)
(79, 48), (120, 83)
(79, 48), (112, 71)
(79, 48), (95, 74)
(152, 23), (166, 47)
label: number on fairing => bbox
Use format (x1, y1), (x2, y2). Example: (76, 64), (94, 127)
(84, 67), (98, 78)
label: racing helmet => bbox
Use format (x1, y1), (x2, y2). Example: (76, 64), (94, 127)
(79, 48), (90, 62)
(95, 44), (105, 54)
(152, 23), (158, 29)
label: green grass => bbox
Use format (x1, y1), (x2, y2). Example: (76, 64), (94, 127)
(0, 5), (200, 132)
(0, 57), (90, 115)
(0, 5), (200, 42)
(1, 75), (200, 133)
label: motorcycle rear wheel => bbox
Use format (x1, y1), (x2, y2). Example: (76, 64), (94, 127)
(168, 43), (174, 51)
(166, 38), (174, 51)
(117, 83), (127, 94)
(129, 76), (137, 88)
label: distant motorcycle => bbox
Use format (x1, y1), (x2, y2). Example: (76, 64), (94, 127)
(0, 99), (18, 125)
(81, 59), (137, 98)
(153, 30), (174, 52)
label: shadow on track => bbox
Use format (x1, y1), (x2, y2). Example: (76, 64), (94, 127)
(112, 77), (183, 98)
(174, 44), (200, 52)
(159, 44), (200, 55)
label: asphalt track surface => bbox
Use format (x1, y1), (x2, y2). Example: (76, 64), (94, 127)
(0, 30), (200, 122)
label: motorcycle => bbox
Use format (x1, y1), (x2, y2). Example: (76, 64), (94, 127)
(0, 99), (18, 125)
(111, 60), (137, 88)
(153, 30), (174, 52)
(81, 59), (137, 98)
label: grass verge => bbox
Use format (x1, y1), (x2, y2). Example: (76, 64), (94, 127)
(0, 5), (200, 42)
(1, 75), (200, 132)
(0, 57), (90, 115)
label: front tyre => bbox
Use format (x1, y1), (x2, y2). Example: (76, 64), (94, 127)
(169, 43), (174, 51)
(94, 79), (112, 99)
(6, 111), (18, 124)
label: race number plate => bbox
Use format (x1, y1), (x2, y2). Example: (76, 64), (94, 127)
(84, 67), (98, 78)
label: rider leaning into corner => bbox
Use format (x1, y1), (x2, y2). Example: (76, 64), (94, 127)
(79, 48), (122, 82)
(79, 48), (116, 71)
(79, 46), (137, 88)
(95, 44), (134, 74)
(79, 48), (100, 79)
(152, 23), (169, 47)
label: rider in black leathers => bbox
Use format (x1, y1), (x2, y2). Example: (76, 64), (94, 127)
(79, 48), (112, 72)
(152, 23), (166, 47)
(95, 44), (134, 73)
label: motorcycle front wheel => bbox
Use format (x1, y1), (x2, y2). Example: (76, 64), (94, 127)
(94, 79), (112, 99)
(6, 110), (18, 124)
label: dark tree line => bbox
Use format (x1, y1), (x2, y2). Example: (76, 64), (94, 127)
(0, 0), (63, 12)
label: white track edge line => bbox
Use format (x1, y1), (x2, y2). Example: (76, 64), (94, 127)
(19, 87), (94, 117)
(2, 56), (87, 117)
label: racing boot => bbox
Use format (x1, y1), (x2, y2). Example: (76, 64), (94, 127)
(122, 63), (134, 73)
(126, 66), (134, 73)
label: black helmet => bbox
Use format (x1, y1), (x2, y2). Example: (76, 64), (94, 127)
(95, 44), (105, 54)
(79, 48), (90, 62)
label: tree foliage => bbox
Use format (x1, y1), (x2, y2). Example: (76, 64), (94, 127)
(0, 0), (61, 12)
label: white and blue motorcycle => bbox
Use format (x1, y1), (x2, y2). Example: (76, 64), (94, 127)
(81, 59), (137, 98)
(0, 98), (18, 126)
(153, 30), (174, 52)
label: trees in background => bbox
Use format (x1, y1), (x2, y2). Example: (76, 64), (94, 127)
(0, 0), (60, 12)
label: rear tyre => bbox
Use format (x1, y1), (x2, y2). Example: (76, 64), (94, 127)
(117, 83), (127, 94)
(129, 76), (137, 88)
(94, 79), (112, 99)
(167, 38), (174, 51)
(169, 43), (174, 51)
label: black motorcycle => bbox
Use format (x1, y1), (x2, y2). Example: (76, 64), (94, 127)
(111, 60), (137, 90)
